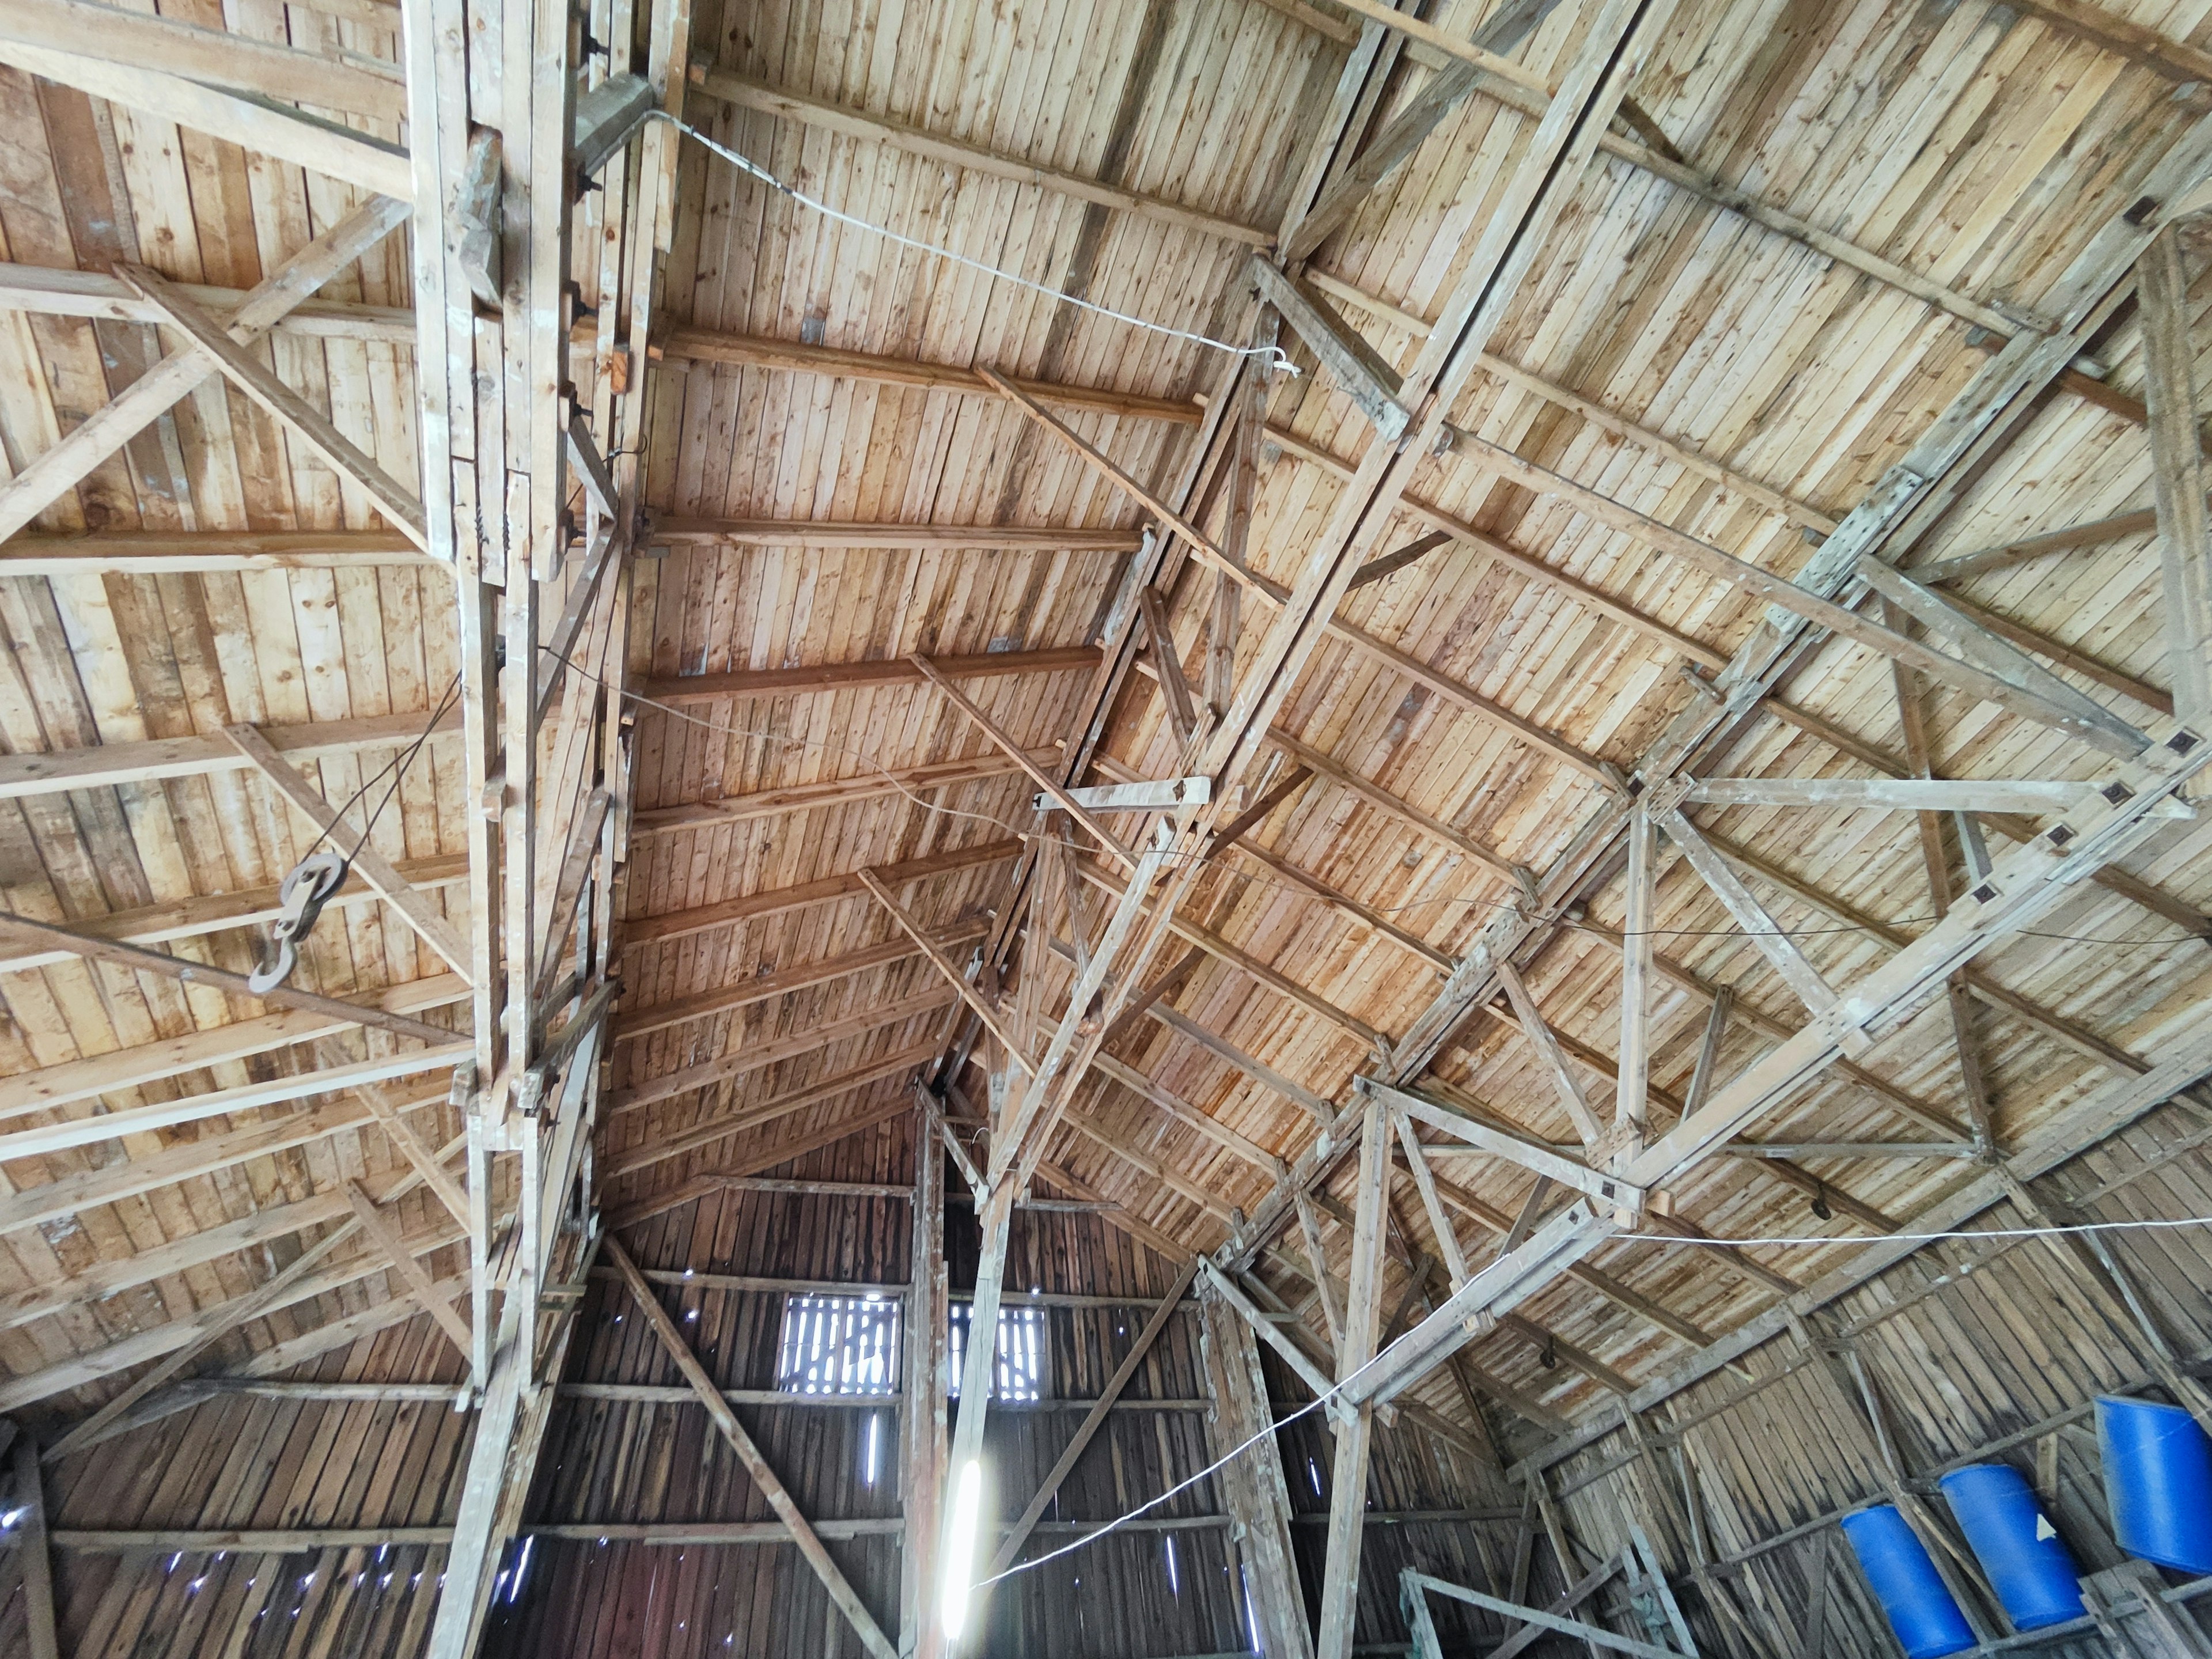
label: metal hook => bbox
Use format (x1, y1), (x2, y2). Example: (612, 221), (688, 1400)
(249, 849), (350, 994)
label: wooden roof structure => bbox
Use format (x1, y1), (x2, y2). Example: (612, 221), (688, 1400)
(3, 0), (2212, 1651)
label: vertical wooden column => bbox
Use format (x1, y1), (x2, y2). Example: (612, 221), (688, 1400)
(1315, 1096), (1389, 1659)
(9, 1435), (59, 1659)
(1199, 1285), (1316, 1659)
(902, 1092), (951, 1658)
(1614, 800), (1654, 1154)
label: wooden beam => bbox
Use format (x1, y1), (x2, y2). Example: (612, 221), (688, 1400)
(911, 654), (1137, 868)
(224, 722), (474, 979)
(1250, 257), (1409, 440)
(621, 839), (1020, 948)
(656, 517), (1145, 551)
(1938, 589), (2173, 716)
(1851, 555), (2153, 753)
(630, 753), (1034, 839)
(0, 37), (411, 195)
(1395, 1108), (1471, 1290)
(0, 910), (454, 1043)
(2012, 0), (2212, 85)
(988, 1260), (1200, 1574)
(342, 1181), (472, 1355)
(1096, 942), (1207, 1051)
(1614, 801), (1656, 1146)
(1001, 379), (1624, 784)
(1149, 1002), (1338, 1127)
(1680, 776), (2155, 814)
(1139, 587), (1199, 747)
(120, 266), (428, 546)
(0, 704), (461, 804)
(355, 1082), (469, 1229)
(857, 869), (1035, 1072)
(1294, 1184), (1346, 1346)
(1267, 726), (1531, 887)
(40, 1216), (363, 1455)
(638, 645), (1100, 705)
(1315, 1096), (1389, 1659)
(596, 1046), (938, 1183)
(1494, 956), (1605, 1146)
(616, 926), (987, 1044)
(7, 1435), (59, 1659)
(0, 263), (412, 343)
(690, 67), (1272, 247)
(2138, 224), (2212, 728)
(1199, 1260), (1336, 1402)
(1074, 859), (1392, 1052)
(0, 972), (463, 1123)
(602, 1092), (921, 1232)
(0, 0), (407, 118)
(533, 787), (614, 996)
(608, 991), (955, 1115)
(1349, 528), (1455, 591)
(0, 1040), (464, 1164)
(656, 326), (1201, 424)
(0, 530), (429, 574)
(1198, 1289), (1317, 1659)
(1657, 806), (1843, 1022)
(1282, 57), (1491, 266)
(900, 1093), (949, 1658)
(0, 198), (410, 545)
(1260, 420), (1729, 671)
(1758, 696), (2211, 944)
(978, 367), (1233, 571)
(603, 1235), (897, 1657)
(1910, 505), (2164, 586)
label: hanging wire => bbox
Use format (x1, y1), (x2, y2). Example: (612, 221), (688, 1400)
(649, 112), (1299, 374)
(291, 670), (464, 864)
(978, 1211), (2212, 1586)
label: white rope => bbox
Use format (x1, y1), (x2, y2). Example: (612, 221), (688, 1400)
(650, 112), (1298, 374)
(979, 1211), (2212, 1583)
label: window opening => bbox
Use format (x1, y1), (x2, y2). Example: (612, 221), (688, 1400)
(947, 1303), (1049, 1401)
(775, 1294), (900, 1396)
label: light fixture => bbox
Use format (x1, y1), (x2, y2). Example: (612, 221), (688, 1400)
(940, 1459), (984, 1642)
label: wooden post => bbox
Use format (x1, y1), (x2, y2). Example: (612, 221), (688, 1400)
(9, 1435), (60, 1659)
(901, 1092), (951, 1658)
(1615, 800), (1654, 1153)
(1198, 1284), (1316, 1659)
(1316, 1095), (1388, 1659)
(2138, 224), (2212, 728)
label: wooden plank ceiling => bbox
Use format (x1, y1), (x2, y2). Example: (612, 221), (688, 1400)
(612, 0), (2212, 1442)
(0, 0), (2209, 1646)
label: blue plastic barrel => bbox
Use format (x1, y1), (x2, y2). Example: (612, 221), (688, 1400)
(1938, 1463), (2084, 1631)
(1842, 1505), (1976, 1659)
(2099, 1395), (2212, 1573)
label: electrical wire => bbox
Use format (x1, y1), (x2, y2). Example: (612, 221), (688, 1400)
(980, 1210), (2212, 1584)
(649, 112), (1299, 375)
